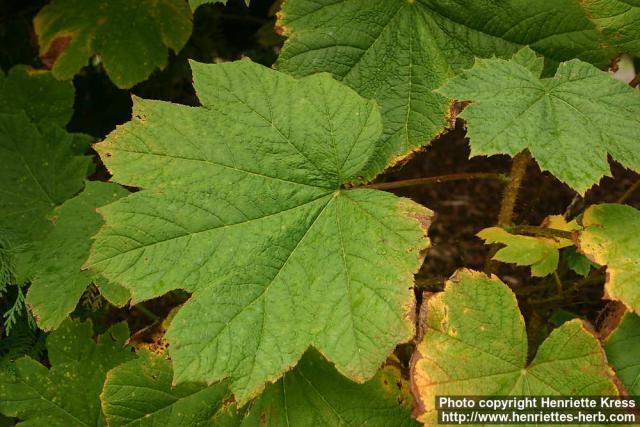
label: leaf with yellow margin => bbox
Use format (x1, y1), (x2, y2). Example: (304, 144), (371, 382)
(411, 269), (616, 425)
(579, 203), (640, 313)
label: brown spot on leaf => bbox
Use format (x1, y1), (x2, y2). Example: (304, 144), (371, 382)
(275, 11), (288, 36)
(41, 35), (73, 69)
(447, 100), (470, 127)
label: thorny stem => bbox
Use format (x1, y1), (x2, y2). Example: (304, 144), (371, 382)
(507, 225), (575, 240)
(362, 172), (508, 191)
(497, 150), (532, 227)
(617, 178), (640, 204)
(486, 150), (532, 273)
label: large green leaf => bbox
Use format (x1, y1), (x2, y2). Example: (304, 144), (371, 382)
(0, 319), (134, 426)
(102, 350), (236, 426)
(584, 0), (640, 57)
(411, 269), (617, 425)
(604, 312), (640, 394)
(579, 204), (640, 312)
(87, 60), (431, 403)
(0, 66), (74, 128)
(276, 0), (612, 170)
(16, 182), (130, 331)
(243, 349), (419, 426)
(0, 112), (91, 243)
(438, 48), (640, 194)
(34, 0), (192, 88)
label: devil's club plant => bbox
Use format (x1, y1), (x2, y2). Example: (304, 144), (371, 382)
(1, 0), (640, 425)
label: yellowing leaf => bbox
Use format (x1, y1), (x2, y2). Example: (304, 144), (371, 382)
(579, 203), (640, 312)
(411, 269), (616, 425)
(87, 60), (432, 403)
(477, 220), (575, 276)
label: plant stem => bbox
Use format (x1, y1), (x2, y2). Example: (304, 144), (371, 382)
(362, 172), (507, 191)
(485, 150), (531, 273)
(617, 178), (640, 204)
(415, 276), (447, 290)
(553, 271), (563, 295)
(507, 225), (575, 240)
(497, 150), (532, 226)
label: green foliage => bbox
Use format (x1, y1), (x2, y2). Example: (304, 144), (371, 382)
(0, 113), (91, 245)
(478, 227), (573, 277)
(277, 0), (612, 170)
(103, 348), (418, 427)
(1, 1), (640, 424)
(102, 350), (236, 426)
(0, 318), (45, 371)
(579, 203), (640, 312)
(438, 47), (640, 194)
(17, 181), (130, 330)
(604, 312), (640, 394)
(86, 59), (431, 403)
(0, 319), (135, 426)
(584, 0), (640, 57)
(565, 247), (596, 277)
(411, 269), (617, 424)
(34, 0), (193, 88)
(0, 66), (74, 128)
(243, 349), (419, 426)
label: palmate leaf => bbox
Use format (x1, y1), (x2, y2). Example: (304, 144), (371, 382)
(579, 204), (640, 312)
(276, 0), (612, 170)
(477, 215), (579, 277)
(102, 349), (418, 427)
(34, 0), (192, 88)
(86, 59), (431, 403)
(16, 182), (130, 331)
(583, 0), (640, 57)
(411, 269), (616, 425)
(478, 227), (570, 277)
(0, 112), (91, 244)
(604, 312), (640, 394)
(0, 319), (135, 426)
(438, 48), (640, 194)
